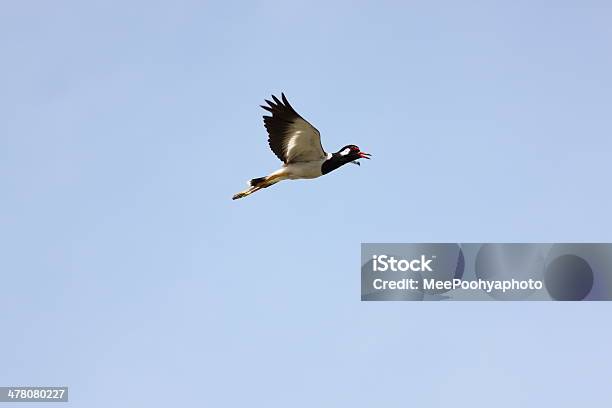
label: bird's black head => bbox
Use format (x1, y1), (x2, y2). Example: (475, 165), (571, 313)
(321, 145), (371, 175)
(337, 145), (371, 162)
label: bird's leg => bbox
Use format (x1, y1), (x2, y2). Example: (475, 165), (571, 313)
(232, 173), (285, 200)
(232, 186), (261, 200)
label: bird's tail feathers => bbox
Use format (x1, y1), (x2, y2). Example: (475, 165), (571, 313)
(249, 177), (267, 187)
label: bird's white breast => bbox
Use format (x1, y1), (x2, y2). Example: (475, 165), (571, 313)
(281, 159), (326, 180)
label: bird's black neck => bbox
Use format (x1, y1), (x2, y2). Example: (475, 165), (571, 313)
(321, 154), (352, 175)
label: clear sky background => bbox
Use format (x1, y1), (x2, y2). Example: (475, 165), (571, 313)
(2, 1), (612, 406)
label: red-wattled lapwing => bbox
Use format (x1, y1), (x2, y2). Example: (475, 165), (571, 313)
(232, 93), (371, 200)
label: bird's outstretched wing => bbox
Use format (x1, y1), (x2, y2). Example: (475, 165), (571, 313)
(261, 93), (326, 163)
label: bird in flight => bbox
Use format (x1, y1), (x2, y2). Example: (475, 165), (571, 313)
(232, 93), (370, 200)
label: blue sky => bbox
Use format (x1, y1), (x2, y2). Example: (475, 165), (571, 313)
(1, 1), (612, 406)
